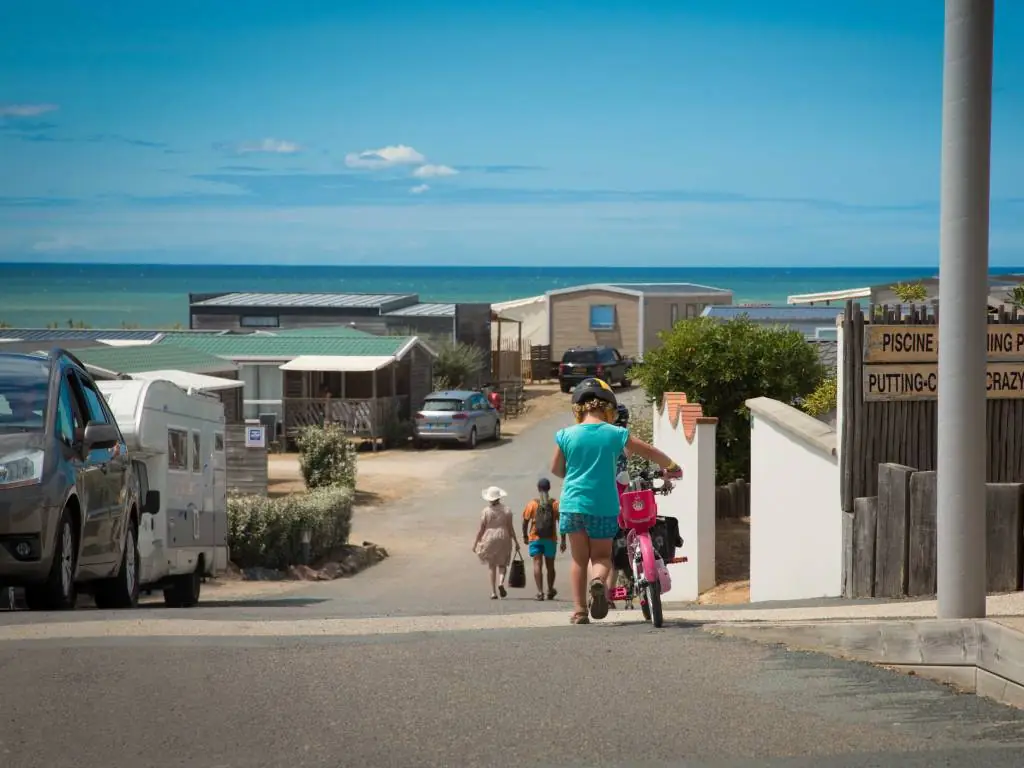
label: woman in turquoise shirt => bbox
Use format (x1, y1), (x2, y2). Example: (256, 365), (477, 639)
(550, 378), (682, 625)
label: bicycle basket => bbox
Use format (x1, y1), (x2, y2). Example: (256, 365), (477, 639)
(618, 488), (657, 531)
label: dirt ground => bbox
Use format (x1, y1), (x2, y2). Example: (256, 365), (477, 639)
(698, 517), (751, 605)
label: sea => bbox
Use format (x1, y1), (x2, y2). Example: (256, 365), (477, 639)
(0, 262), (1019, 330)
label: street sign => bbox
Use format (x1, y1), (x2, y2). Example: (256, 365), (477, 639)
(863, 362), (1024, 401)
(864, 324), (1024, 363)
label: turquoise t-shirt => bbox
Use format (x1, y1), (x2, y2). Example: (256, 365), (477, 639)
(555, 422), (630, 518)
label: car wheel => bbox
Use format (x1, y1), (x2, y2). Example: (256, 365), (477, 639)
(492, 420), (502, 442)
(24, 507), (78, 611)
(164, 564), (202, 608)
(94, 518), (140, 609)
(465, 427), (478, 450)
(560, 382), (571, 393)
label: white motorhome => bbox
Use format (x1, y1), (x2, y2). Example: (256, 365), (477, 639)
(97, 378), (229, 607)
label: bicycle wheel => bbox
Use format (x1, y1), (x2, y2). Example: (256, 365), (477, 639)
(645, 580), (664, 628)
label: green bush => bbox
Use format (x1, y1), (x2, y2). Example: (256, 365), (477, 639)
(227, 486), (354, 570)
(628, 316), (825, 483)
(802, 375), (838, 419)
(433, 340), (486, 389)
(891, 280), (928, 303)
(1006, 284), (1024, 310)
(296, 425), (357, 489)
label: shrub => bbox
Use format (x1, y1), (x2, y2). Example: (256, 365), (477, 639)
(227, 486), (354, 570)
(1005, 284), (1024, 310)
(625, 405), (657, 477)
(433, 340), (486, 389)
(802, 375), (838, 419)
(892, 280), (928, 303)
(295, 425), (357, 490)
(628, 316), (825, 482)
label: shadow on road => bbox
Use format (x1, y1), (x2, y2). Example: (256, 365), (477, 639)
(138, 597), (332, 610)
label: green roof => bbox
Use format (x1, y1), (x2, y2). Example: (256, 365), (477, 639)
(70, 344), (238, 375)
(153, 333), (414, 359)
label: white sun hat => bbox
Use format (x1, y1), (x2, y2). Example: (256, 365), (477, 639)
(482, 486), (508, 502)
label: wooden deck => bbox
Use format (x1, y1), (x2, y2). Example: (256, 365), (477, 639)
(284, 396), (407, 447)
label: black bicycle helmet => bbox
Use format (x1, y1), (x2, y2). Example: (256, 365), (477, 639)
(571, 377), (618, 408)
(614, 404), (629, 426)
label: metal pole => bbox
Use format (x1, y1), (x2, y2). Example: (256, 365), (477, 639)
(937, 0), (994, 620)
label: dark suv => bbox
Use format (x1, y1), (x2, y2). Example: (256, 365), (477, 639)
(558, 346), (632, 393)
(0, 350), (141, 611)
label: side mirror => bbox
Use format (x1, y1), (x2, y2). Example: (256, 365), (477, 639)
(615, 471), (630, 486)
(83, 421), (119, 451)
(143, 490), (161, 515)
(653, 478), (666, 490)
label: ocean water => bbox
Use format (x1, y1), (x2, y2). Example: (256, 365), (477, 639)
(0, 262), (1014, 330)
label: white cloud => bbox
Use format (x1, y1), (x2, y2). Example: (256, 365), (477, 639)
(345, 144), (426, 169)
(0, 103), (59, 117)
(410, 184), (430, 194)
(412, 164), (458, 179)
(237, 138), (302, 154)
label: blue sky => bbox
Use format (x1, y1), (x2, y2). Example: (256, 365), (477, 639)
(1, 0), (1022, 267)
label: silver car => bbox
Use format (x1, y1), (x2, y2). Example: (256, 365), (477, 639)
(413, 390), (501, 449)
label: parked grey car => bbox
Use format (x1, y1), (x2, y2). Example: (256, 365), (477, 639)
(0, 350), (143, 611)
(413, 390), (501, 449)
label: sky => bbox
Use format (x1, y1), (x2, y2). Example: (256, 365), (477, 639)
(1, 0), (1022, 267)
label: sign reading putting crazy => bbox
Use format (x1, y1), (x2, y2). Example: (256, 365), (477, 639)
(863, 363), (1024, 401)
(864, 325), (1024, 364)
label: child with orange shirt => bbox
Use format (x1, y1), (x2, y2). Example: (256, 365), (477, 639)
(522, 477), (566, 601)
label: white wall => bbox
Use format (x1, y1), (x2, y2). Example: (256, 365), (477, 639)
(491, 295), (549, 346)
(747, 397), (842, 602)
(653, 393), (717, 601)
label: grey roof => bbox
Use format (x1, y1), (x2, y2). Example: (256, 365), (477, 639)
(703, 305), (844, 322)
(190, 292), (417, 309)
(807, 339), (838, 370)
(384, 303), (456, 317)
(0, 328), (165, 341)
(0, 339), (108, 353)
(606, 282), (732, 295)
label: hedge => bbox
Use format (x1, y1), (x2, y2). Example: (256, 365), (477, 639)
(227, 486), (354, 570)
(296, 425), (357, 490)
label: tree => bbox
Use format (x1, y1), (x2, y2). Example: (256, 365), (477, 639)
(629, 316), (825, 482)
(432, 340), (486, 389)
(1005, 284), (1024, 311)
(892, 280), (928, 303)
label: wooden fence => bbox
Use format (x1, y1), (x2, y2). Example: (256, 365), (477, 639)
(715, 479), (750, 519)
(526, 344), (555, 382)
(840, 301), (1024, 515)
(844, 462), (1024, 599)
(225, 424), (268, 497)
(492, 335), (523, 382)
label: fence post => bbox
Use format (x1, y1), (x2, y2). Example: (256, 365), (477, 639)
(874, 463), (915, 598)
(908, 471), (938, 597)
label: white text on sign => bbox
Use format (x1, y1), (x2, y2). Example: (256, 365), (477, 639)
(863, 363), (1024, 401)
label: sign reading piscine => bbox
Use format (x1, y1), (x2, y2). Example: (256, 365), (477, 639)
(863, 363), (1024, 401)
(864, 325), (1024, 364)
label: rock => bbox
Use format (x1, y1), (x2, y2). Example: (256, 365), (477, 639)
(286, 564), (320, 581)
(243, 566), (285, 581)
(318, 562), (345, 580)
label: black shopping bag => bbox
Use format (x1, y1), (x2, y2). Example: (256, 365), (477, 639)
(508, 551), (526, 589)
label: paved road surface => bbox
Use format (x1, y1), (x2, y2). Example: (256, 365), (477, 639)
(3, 389), (1024, 767)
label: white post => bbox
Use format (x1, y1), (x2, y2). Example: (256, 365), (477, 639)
(936, 0), (993, 620)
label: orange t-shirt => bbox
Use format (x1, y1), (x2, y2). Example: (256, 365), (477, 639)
(522, 498), (560, 542)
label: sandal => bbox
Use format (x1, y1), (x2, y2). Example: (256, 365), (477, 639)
(498, 585), (507, 599)
(490, 594), (498, 600)
(547, 589), (557, 601)
(588, 579), (610, 620)
(535, 593), (545, 601)
(570, 611), (590, 625)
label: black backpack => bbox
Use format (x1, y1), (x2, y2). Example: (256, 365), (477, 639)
(534, 497), (556, 539)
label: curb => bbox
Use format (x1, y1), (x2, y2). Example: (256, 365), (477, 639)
(704, 618), (1024, 709)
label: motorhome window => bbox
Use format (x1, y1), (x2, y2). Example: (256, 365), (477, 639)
(168, 429), (189, 470)
(240, 315), (279, 328)
(191, 432), (201, 473)
(215, 433), (225, 452)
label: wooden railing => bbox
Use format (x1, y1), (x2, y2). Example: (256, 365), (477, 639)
(284, 397), (407, 439)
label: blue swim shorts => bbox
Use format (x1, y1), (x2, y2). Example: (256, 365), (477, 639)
(559, 512), (621, 540)
(528, 539), (557, 559)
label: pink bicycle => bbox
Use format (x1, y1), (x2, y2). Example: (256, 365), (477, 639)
(609, 467), (686, 628)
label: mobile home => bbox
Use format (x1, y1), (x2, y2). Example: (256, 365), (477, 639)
(98, 378), (229, 607)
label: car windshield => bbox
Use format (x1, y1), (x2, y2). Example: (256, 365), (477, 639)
(563, 350), (598, 363)
(0, 356), (49, 432)
(422, 398), (466, 412)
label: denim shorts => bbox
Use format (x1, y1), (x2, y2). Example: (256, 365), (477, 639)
(559, 512), (621, 540)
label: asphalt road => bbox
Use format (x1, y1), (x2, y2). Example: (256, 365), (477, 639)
(3, 389), (1024, 767)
